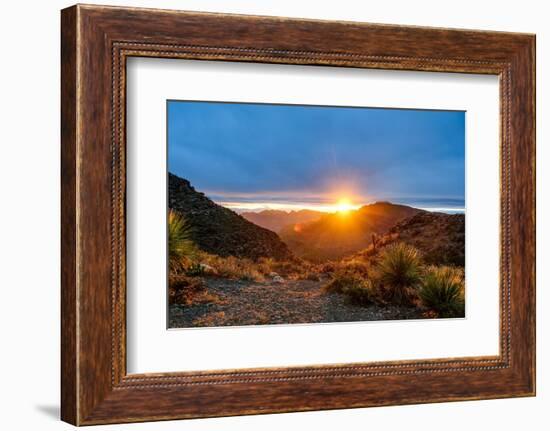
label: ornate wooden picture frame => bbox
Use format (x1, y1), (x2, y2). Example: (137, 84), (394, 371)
(61, 4), (535, 425)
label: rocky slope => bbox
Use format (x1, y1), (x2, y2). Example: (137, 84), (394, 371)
(353, 211), (465, 266)
(241, 209), (323, 233)
(169, 173), (293, 261)
(280, 202), (421, 262)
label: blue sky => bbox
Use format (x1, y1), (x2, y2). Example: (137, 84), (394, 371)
(168, 101), (465, 213)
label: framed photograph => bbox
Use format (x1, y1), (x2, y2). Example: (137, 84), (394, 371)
(61, 4), (535, 425)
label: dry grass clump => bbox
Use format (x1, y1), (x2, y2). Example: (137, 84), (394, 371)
(248, 256), (320, 281)
(303, 271), (322, 281)
(338, 259), (370, 277)
(196, 252), (265, 281)
(169, 275), (204, 305)
(169, 274), (224, 306)
(323, 270), (375, 306)
(196, 253), (317, 282)
(317, 258), (370, 279)
(319, 261), (337, 274)
(267, 259), (310, 279)
(344, 279), (376, 306)
(192, 311), (227, 327)
(173, 250), (320, 283)
(255, 257), (276, 276)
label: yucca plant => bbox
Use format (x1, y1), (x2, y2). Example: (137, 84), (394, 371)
(168, 210), (196, 272)
(419, 266), (465, 318)
(375, 243), (422, 305)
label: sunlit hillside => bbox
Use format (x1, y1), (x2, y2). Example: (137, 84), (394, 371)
(279, 202), (420, 262)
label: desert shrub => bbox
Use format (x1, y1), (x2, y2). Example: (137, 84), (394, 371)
(319, 261), (337, 274)
(255, 257), (308, 279)
(237, 265), (264, 281)
(343, 279), (375, 306)
(168, 275), (205, 305)
(340, 259), (370, 277)
(375, 243), (423, 306)
(169, 274), (223, 306)
(186, 262), (205, 277)
(324, 271), (362, 294)
(261, 258), (317, 280)
(324, 271), (375, 306)
(270, 260), (304, 277)
(352, 233), (400, 260)
(192, 311), (227, 327)
(419, 266), (465, 318)
(193, 291), (223, 305)
(168, 210), (196, 272)
(303, 271), (321, 281)
(256, 257), (275, 275)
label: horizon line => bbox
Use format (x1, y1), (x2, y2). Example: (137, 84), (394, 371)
(217, 201), (465, 215)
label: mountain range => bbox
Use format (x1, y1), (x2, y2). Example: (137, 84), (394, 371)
(279, 202), (421, 261)
(241, 209), (323, 233)
(169, 173), (464, 265)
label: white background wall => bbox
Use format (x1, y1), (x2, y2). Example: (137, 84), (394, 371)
(0, 0), (546, 429)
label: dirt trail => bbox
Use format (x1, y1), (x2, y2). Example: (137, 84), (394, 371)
(169, 278), (422, 328)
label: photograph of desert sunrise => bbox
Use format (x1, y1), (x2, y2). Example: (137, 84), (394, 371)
(167, 100), (466, 328)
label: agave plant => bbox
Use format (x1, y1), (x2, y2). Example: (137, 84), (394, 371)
(168, 210), (196, 272)
(375, 243), (422, 305)
(419, 266), (465, 318)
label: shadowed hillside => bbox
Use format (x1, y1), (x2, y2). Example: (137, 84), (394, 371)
(241, 209), (323, 233)
(280, 202), (421, 262)
(169, 173), (293, 261)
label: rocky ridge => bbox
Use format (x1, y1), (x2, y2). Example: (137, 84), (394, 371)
(169, 173), (294, 261)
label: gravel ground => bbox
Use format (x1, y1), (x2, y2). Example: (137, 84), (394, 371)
(169, 278), (423, 328)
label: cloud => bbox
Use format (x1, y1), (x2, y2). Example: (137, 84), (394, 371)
(168, 101), (465, 205)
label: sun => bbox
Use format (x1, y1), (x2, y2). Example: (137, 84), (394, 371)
(335, 198), (354, 214)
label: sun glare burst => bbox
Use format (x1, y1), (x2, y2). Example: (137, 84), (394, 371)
(335, 198), (354, 214)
